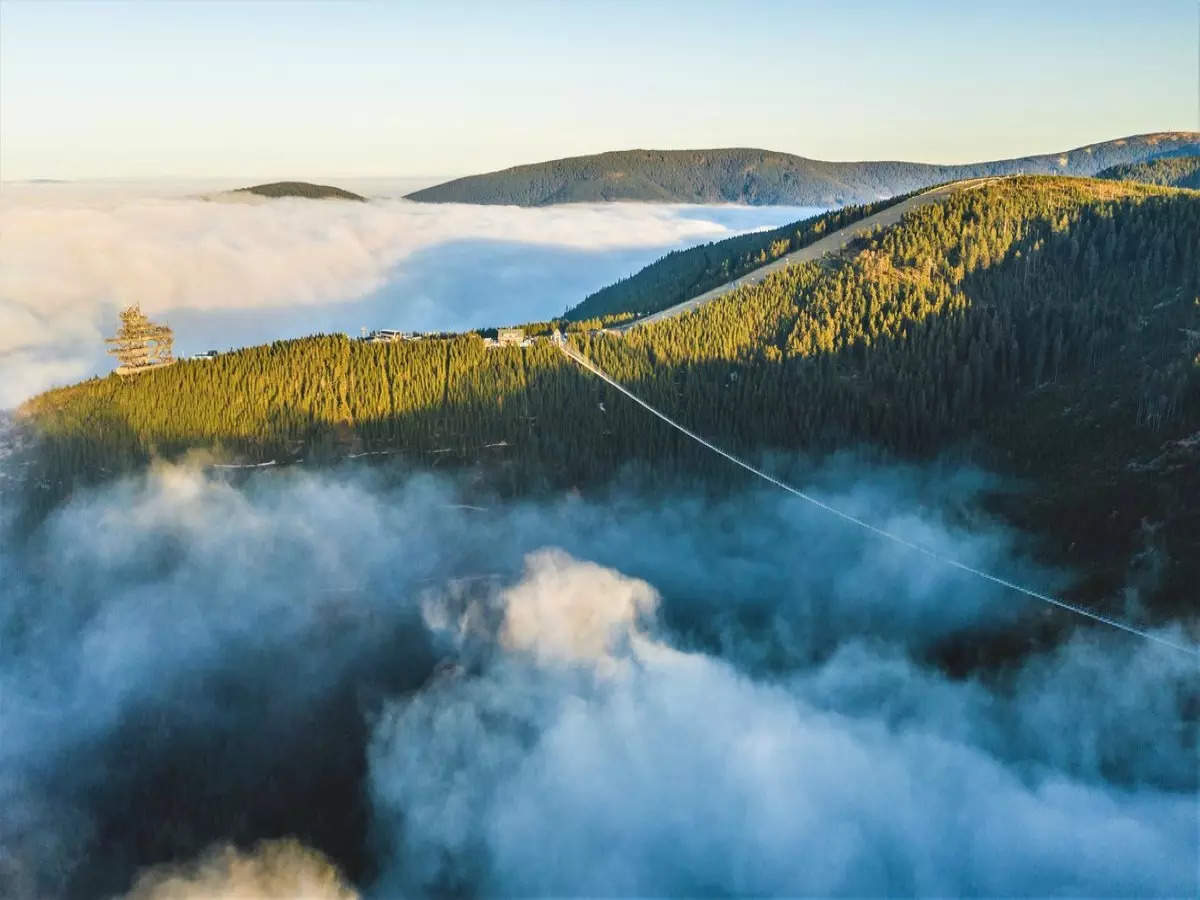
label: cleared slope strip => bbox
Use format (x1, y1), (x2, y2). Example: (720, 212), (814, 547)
(617, 178), (1000, 331)
(565, 193), (922, 323)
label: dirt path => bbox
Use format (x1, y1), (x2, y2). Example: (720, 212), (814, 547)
(616, 177), (1002, 331)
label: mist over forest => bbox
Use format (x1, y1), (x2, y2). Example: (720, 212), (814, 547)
(4, 0), (1199, 892)
(0, 449), (1194, 897)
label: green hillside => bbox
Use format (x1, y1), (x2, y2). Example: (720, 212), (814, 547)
(565, 191), (917, 322)
(1096, 155), (1200, 189)
(406, 133), (1199, 206)
(18, 177), (1200, 624)
(233, 181), (366, 201)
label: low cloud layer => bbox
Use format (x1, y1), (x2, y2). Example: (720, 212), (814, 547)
(375, 550), (1194, 897)
(0, 454), (1192, 898)
(0, 184), (817, 406)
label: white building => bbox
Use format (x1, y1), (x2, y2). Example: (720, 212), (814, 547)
(363, 329), (426, 343)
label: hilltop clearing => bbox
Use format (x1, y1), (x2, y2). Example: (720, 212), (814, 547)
(406, 132), (1198, 207)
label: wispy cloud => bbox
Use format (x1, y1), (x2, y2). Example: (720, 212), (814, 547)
(122, 840), (357, 900)
(373, 547), (1195, 897)
(0, 459), (1191, 897)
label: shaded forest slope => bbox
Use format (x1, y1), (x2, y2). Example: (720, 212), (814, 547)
(1097, 155), (1200, 190)
(406, 133), (1199, 207)
(19, 178), (1200, 623)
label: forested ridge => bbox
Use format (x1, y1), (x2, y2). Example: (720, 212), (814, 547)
(406, 133), (1199, 206)
(565, 192), (914, 321)
(18, 177), (1200, 619)
(1097, 155), (1200, 190)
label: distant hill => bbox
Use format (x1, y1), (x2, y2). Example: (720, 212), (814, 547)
(233, 181), (366, 201)
(406, 132), (1200, 207)
(1096, 155), (1200, 190)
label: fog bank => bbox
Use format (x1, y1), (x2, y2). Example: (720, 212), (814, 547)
(0, 460), (1192, 897)
(0, 184), (818, 405)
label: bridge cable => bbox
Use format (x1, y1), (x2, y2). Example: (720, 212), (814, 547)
(559, 340), (1198, 659)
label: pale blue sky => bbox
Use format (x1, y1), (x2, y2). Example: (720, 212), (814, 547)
(1, 0), (1196, 181)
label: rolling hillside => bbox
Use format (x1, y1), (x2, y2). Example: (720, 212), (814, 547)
(1097, 155), (1200, 189)
(18, 177), (1200, 626)
(405, 133), (1199, 207)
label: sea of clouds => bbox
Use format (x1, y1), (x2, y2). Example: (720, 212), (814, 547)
(0, 456), (1193, 898)
(0, 181), (818, 407)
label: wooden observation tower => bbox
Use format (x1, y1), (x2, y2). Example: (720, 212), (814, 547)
(105, 305), (175, 375)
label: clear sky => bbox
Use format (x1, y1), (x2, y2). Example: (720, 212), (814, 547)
(1, 0), (1196, 181)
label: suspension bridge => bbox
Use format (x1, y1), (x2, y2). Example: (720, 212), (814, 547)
(555, 335), (1199, 659)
